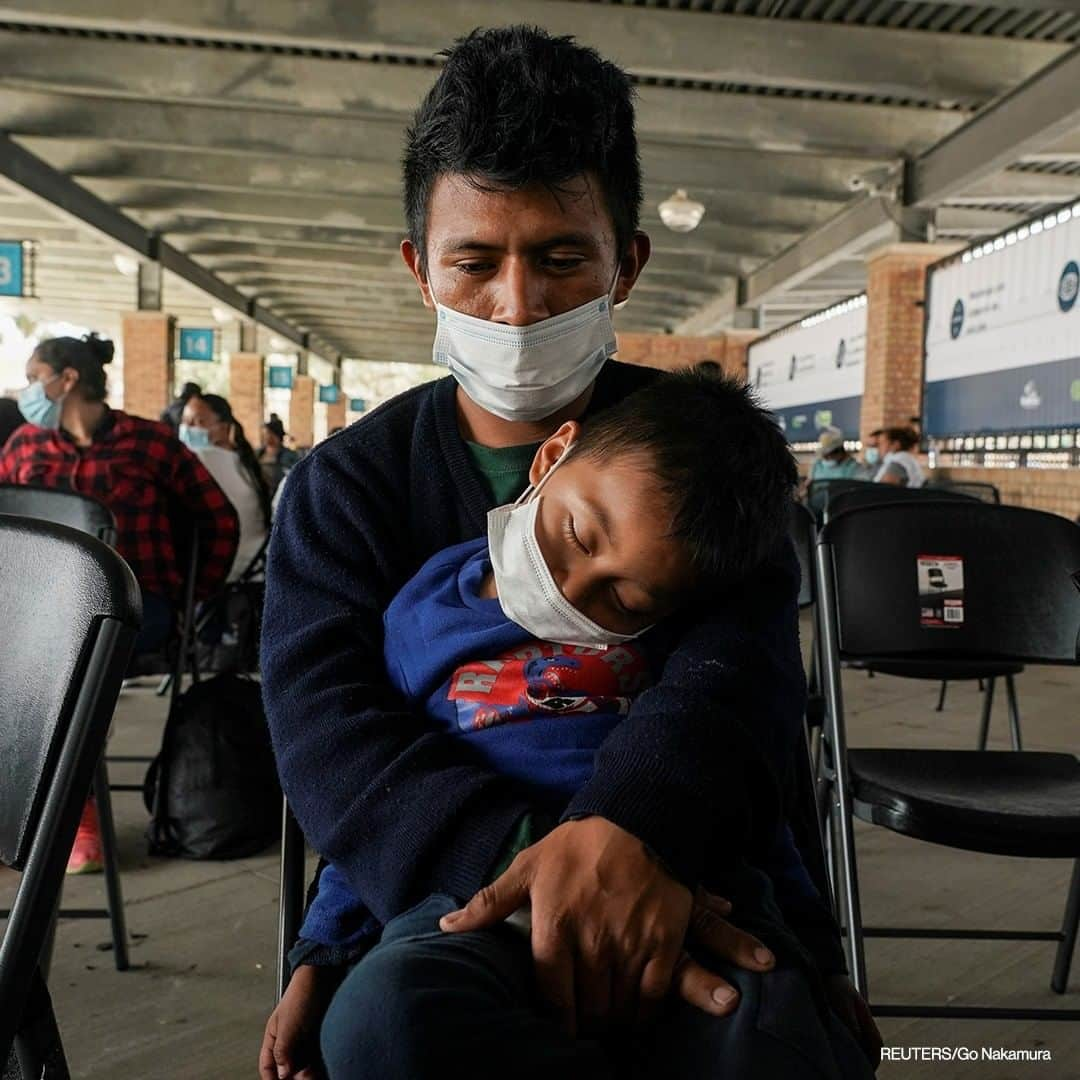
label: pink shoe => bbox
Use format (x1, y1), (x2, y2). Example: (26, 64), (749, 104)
(67, 798), (104, 875)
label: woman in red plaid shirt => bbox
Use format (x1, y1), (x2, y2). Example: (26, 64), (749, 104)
(0, 333), (239, 872)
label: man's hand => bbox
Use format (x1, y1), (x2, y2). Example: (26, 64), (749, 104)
(258, 965), (336, 1080)
(826, 973), (883, 1070)
(670, 888), (776, 1021)
(440, 816), (693, 1035)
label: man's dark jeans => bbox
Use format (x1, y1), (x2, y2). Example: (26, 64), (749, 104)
(320, 893), (874, 1080)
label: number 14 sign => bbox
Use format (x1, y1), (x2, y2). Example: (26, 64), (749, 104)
(0, 242), (25, 297)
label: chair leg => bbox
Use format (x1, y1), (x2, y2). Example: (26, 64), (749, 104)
(1052, 859), (1080, 994)
(935, 680), (948, 712)
(13, 968), (71, 1080)
(977, 677), (996, 750)
(93, 759), (129, 972)
(1004, 674), (1023, 752)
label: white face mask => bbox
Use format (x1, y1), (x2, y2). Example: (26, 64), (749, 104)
(431, 277), (619, 422)
(487, 445), (648, 650)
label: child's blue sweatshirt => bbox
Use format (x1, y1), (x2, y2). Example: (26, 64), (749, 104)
(263, 363), (844, 976)
(302, 538), (820, 950)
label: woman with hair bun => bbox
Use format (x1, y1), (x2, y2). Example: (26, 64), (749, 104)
(0, 332), (239, 874)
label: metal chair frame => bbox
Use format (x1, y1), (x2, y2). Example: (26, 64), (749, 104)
(0, 487), (130, 972)
(0, 519), (139, 1077)
(815, 500), (1080, 1020)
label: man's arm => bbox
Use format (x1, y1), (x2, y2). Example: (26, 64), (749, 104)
(564, 550), (805, 888)
(261, 447), (534, 923)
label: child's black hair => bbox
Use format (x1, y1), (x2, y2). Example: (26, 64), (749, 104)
(573, 370), (797, 589)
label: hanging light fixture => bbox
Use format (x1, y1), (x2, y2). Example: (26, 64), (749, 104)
(112, 252), (140, 277)
(658, 189), (705, 233)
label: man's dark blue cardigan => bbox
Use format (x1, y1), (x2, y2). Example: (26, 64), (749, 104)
(261, 361), (843, 972)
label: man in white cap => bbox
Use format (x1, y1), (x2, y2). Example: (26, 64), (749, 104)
(810, 426), (861, 482)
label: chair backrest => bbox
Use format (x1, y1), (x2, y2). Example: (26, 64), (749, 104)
(0, 517), (140, 868)
(818, 501), (1080, 665)
(0, 516), (140, 1061)
(825, 481), (977, 523)
(0, 484), (118, 546)
(924, 479), (1002, 504)
(805, 478), (874, 522)
(788, 501), (816, 609)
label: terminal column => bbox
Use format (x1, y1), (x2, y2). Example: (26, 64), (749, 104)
(289, 374), (316, 450)
(229, 351), (265, 444)
(862, 242), (961, 442)
(121, 311), (174, 420)
(326, 387), (347, 433)
(616, 331), (757, 377)
(721, 330), (759, 381)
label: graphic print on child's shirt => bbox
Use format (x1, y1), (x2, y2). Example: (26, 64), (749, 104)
(447, 640), (651, 732)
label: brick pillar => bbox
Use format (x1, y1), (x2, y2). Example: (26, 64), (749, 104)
(721, 331), (759, 381)
(616, 332), (756, 377)
(326, 395), (347, 433)
(121, 312), (174, 420)
(863, 242), (960, 442)
(289, 374), (315, 449)
(228, 353), (265, 446)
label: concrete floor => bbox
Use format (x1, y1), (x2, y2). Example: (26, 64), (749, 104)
(3, 641), (1079, 1079)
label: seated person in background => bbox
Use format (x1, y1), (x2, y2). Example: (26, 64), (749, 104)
(872, 425), (924, 488)
(180, 391), (271, 580)
(809, 426), (862, 483)
(262, 372), (876, 1080)
(0, 395), (23, 449)
(160, 380), (202, 431)
(0, 332), (239, 873)
(258, 413), (301, 498)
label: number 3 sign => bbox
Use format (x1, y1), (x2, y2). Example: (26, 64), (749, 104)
(0, 242), (25, 297)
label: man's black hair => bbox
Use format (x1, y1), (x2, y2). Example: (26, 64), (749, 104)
(403, 25), (641, 268)
(572, 370), (798, 589)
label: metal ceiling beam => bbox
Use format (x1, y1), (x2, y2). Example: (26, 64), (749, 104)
(742, 196), (928, 307)
(907, 44), (1080, 207)
(0, 133), (345, 363)
(674, 195), (926, 334)
(0, 3), (1061, 106)
(944, 170), (1080, 204)
(933, 208), (1027, 235)
(69, 167), (843, 237)
(0, 79), (961, 165)
(23, 134), (885, 206)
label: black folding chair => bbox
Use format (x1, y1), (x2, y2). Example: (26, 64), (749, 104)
(0, 516), (140, 1077)
(277, 800), (308, 1002)
(805, 477), (875, 524)
(0, 486), (131, 971)
(925, 479), (1002, 505)
(815, 499), (1080, 1018)
(790, 501), (837, 847)
(826, 483), (1024, 747)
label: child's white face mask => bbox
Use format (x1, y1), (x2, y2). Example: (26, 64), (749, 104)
(486, 444), (650, 650)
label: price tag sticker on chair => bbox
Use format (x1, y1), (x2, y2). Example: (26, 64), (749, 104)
(917, 555), (964, 628)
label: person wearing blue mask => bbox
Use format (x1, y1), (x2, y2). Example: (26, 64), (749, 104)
(180, 392), (271, 580)
(260, 26), (878, 1080)
(862, 429), (883, 472)
(809, 427), (862, 483)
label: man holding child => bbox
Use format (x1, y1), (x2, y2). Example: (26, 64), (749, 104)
(260, 25), (880, 1080)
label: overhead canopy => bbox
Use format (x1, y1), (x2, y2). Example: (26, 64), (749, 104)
(0, 0), (1078, 357)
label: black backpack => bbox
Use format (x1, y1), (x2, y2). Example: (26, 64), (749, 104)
(144, 673), (280, 859)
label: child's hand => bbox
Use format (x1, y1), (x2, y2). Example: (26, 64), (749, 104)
(258, 965), (335, 1080)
